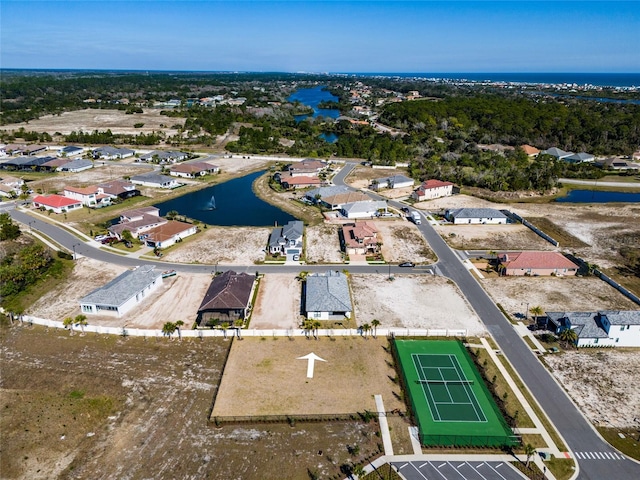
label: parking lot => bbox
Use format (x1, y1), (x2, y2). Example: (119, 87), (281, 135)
(392, 460), (527, 480)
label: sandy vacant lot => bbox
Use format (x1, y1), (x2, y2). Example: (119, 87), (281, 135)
(545, 350), (640, 428)
(436, 223), (554, 251)
(212, 336), (404, 417)
(375, 219), (436, 263)
(0, 108), (184, 136)
(30, 164), (155, 193)
(351, 274), (486, 336)
(250, 274), (302, 329)
(29, 258), (211, 329)
(162, 226), (269, 265)
(305, 224), (344, 263)
(482, 276), (639, 318)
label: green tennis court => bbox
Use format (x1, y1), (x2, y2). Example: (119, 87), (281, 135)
(394, 340), (518, 448)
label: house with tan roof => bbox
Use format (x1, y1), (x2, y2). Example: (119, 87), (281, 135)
(497, 251), (579, 276)
(196, 271), (257, 327)
(63, 185), (112, 207)
(341, 222), (380, 255)
(520, 145), (540, 157)
(287, 159), (328, 177)
(274, 172), (322, 189)
(108, 206), (167, 239)
(33, 194), (83, 214)
(169, 162), (219, 178)
(140, 220), (197, 249)
(412, 179), (454, 202)
(0, 175), (25, 198)
(97, 180), (140, 200)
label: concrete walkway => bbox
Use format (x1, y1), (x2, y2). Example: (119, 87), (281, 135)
(374, 395), (394, 456)
(514, 321), (547, 353)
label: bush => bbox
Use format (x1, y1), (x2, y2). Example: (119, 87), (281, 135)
(57, 250), (73, 260)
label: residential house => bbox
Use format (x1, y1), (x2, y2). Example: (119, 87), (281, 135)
(541, 147), (574, 160)
(42, 158), (73, 171)
(63, 185), (112, 207)
(57, 158), (94, 173)
(287, 159), (327, 177)
(370, 174), (415, 191)
(22, 145), (48, 156)
(196, 271), (257, 327)
(32, 194), (83, 214)
(546, 311), (640, 347)
(108, 206), (167, 239)
(341, 222), (380, 255)
(304, 185), (349, 204)
(97, 180), (140, 200)
(58, 145), (84, 157)
(0, 144), (26, 156)
(305, 271), (353, 320)
(445, 208), (507, 224)
(130, 173), (181, 189)
(0, 175), (25, 198)
(268, 220), (304, 257)
(139, 150), (189, 164)
(595, 158), (640, 170)
(412, 179), (454, 202)
(169, 162), (219, 178)
(140, 220), (197, 249)
(275, 172), (322, 189)
(520, 145), (540, 157)
(340, 200), (388, 219)
(92, 146), (135, 160)
(497, 251), (579, 276)
(564, 152), (595, 163)
(2, 156), (56, 171)
(79, 265), (163, 317)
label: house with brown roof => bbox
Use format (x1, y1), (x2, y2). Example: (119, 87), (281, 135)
(341, 222), (380, 255)
(97, 180), (140, 200)
(412, 179), (454, 201)
(196, 271), (257, 327)
(520, 145), (540, 157)
(140, 220), (197, 249)
(287, 159), (328, 177)
(274, 172), (322, 189)
(108, 206), (167, 239)
(169, 162), (219, 178)
(497, 251), (579, 276)
(33, 194), (83, 214)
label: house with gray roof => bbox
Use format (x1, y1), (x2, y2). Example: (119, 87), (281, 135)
(546, 310), (640, 347)
(80, 266), (163, 317)
(564, 152), (595, 163)
(340, 200), (387, 219)
(541, 147), (574, 160)
(305, 271), (353, 320)
(58, 145), (84, 157)
(370, 174), (414, 191)
(196, 271), (257, 327)
(139, 150), (190, 164)
(445, 208), (508, 225)
(130, 173), (182, 189)
(57, 158), (94, 173)
(268, 220), (304, 259)
(304, 185), (350, 203)
(92, 146), (135, 160)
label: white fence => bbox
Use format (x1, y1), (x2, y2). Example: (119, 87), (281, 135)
(20, 315), (466, 339)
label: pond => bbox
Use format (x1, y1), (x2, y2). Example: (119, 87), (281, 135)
(555, 189), (640, 203)
(154, 170), (297, 226)
(288, 85), (341, 122)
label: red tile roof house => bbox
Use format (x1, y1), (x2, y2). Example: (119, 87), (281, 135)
(497, 251), (579, 276)
(341, 222), (381, 255)
(520, 145), (540, 157)
(169, 162), (220, 178)
(274, 172), (322, 189)
(32, 194), (83, 214)
(139, 220), (198, 249)
(63, 185), (112, 207)
(412, 179), (454, 201)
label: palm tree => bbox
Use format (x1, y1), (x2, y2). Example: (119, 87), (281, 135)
(221, 321), (230, 340)
(63, 316), (74, 335)
(234, 319), (244, 338)
(371, 319), (380, 338)
(162, 321), (176, 339)
(523, 443), (536, 468)
(175, 320), (184, 340)
(303, 319), (314, 339)
(529, 306), (544, 324)
(361, 323), (371, 338)
(312, 320), (321, 339)
(559, 328), (578, 346)
(74, 314), (88, 335)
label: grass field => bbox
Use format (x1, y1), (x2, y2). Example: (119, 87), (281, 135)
(394, 340), (517, 448)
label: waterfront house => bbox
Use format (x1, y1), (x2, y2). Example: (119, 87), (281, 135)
(130, 173), (181, 189)
(169, 162), (219, 178)
(140, 220), (197, 249)
(97, 180), (140, 200)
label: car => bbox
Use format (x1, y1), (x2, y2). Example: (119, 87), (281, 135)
(123, 241), (133, 248)
(293, 254), (300, 261)
(101, 237), (117, 245)
(399, 261), (415, 268)
(94, 234), (108, 241)
(401, 207), (410, 213)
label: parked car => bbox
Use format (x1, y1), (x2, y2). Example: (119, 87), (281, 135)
(101, 237), (117, 245)
(94, 234), (108, 241)
(123, 241), (133, 248)
(293, 254), (300, 261)
(399, 261), (415, 268)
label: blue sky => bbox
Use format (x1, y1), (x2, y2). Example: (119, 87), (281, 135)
(1, 1), (638, 72)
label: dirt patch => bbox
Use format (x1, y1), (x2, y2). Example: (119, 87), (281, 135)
(374, 220), (436, 263)
(306, 224), (344, 263)
(250, 274), (302, 330)
(436, 223), (553, 251)
(481, 276), (639, 318)
(162, 226), (269, 265)
(544, 350), (640, 428)
(351, 274), (486, 336)
(212, 336), (403, 417)
(0, 108), (184, 136)
(344, 166), (406, 190)
(1, 326), (381, 480)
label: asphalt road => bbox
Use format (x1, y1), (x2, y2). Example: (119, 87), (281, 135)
(334, 163), (640, 480)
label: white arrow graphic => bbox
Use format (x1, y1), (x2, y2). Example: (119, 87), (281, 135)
(297, 352), (327, 378)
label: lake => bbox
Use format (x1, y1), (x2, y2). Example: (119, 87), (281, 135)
(154, 170), (296, 226)
(288, 85), (341, 122)
(555, 189), (640, 203)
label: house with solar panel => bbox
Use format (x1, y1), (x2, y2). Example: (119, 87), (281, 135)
(304, 271), (353, 320)
(79, 266), (163, 317)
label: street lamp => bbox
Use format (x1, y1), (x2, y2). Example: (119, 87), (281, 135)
(72, 243), (80, 260)
(522, 302), (530, 321)
(28, 220), (35, 232)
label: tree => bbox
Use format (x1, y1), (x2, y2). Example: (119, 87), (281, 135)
(523, 443), (536, 468)
(234, 318), (243, 338)
(312, 320), (321, 339)
(162, 321), (176, 339)
(175, 320), (184, 340)
(220, 321), (230, 339)
(63, 316), (74, 335)
(166, 210), (179, 220)
(74, 314), (87, 335)
(303, 319), (314, 338)
(361, 323), (371, 338)
(371, 319), (380, 338)
(559, 328), (578, 346)
(121, 229), (135, 244)
(529, 306), (544, 322)
(0, 213), (21, 241)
